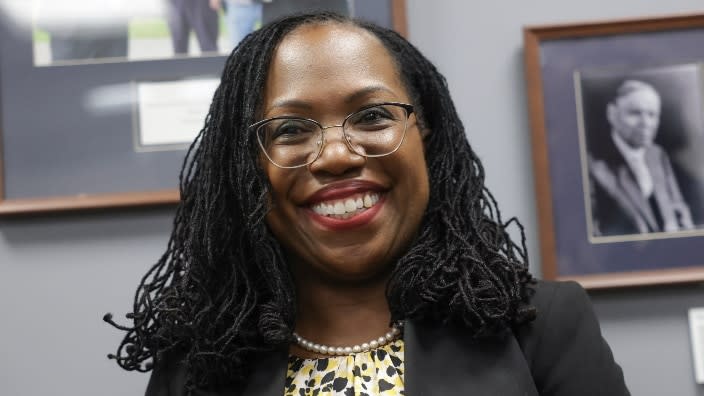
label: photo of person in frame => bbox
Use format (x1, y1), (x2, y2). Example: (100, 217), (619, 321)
(578, 64), (704, 239)
(209, 0), (263, 50)
(33, 0), (130, 63)
(31, 0), (230, 66)
(165, 0), (220, 55)
(29, 0), (362, 66)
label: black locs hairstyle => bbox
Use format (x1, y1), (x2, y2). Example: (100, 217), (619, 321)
(105, 12), (535, 392)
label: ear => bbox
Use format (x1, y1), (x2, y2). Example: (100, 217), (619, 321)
(606, 102), (617, 125)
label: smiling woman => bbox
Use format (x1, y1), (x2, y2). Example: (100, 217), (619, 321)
(105, 12), (630, 396)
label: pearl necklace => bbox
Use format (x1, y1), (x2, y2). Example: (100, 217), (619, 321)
(293, 322), (403, 356)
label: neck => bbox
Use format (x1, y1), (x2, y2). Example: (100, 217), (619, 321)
(291, 265), (394, 357)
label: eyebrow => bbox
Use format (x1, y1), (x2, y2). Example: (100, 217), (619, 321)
(267, 85), (397, 112)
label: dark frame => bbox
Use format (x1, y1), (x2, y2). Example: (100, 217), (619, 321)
(524, 13), (704, 289)
(0, 0), (408, 216)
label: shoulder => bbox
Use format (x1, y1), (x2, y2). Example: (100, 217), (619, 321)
(516, 280), (594, 354)
(527, 280), (589, 319)
(514, 280), (630, 396)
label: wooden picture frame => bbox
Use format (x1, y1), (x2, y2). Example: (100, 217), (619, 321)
(524, 13), (704, 289)
(0, 0), (407, 216)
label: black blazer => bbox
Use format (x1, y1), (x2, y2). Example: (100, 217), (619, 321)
(145, 281), (630, 395)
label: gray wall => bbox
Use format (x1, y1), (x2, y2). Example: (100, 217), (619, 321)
(1, 1), (703, 395)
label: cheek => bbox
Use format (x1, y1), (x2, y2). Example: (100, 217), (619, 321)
(262, 166), (293, 231)
(620, 114), (636, 126)
(623, 120), (641, 133)
(263, 185), (295, 253)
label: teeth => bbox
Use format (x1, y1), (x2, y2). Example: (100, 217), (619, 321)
(355, 197), (363, 209)
(344, 199), (356, 212)
(311, 192), (380, 217)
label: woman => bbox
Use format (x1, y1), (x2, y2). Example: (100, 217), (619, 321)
(106, 12), (630, 396)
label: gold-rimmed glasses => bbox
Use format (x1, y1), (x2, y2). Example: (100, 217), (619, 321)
(250, 102), (414, 169)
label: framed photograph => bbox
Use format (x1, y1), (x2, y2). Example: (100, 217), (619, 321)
(524, 14), (704, 288)
(0, 0), (407, 215)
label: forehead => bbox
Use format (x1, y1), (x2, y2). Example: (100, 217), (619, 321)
(616, 88), (660, 108)
(262, 23), (407, 113)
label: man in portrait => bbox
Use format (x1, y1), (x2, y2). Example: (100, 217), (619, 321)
(587, 79), (694, 237)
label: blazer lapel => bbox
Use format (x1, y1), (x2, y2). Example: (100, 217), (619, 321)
(403, 321), (538, 396)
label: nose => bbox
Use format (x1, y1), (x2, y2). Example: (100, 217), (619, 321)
(308, 126), (365, 175)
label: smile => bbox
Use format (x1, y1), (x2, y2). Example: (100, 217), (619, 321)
(310, 192), (381, 219)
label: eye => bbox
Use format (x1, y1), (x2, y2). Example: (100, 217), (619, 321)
(265, 119), (317, 144)
(348, 105), (398, 131)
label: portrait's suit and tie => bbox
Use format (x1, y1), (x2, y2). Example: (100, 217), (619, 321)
(587, 80), (693, 237)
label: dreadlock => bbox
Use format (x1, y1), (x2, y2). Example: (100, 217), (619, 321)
(105, 11), (535, 393)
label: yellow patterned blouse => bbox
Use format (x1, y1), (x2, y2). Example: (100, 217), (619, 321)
(284, 339), (405, 395)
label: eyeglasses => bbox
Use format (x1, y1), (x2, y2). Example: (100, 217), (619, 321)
(249, 102), (414, 169)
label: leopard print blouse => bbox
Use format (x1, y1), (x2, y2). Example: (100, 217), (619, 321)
(284, 339), (404, 395)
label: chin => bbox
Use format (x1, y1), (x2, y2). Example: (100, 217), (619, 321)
(310, 252), (396, 283)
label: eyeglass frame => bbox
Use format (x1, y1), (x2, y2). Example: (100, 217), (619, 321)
(249, 102), (415, 169)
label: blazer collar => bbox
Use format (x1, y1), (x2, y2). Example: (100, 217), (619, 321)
(242, 320), (537, 396)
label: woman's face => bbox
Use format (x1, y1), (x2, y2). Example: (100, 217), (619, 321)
(261, 23), (430, 283)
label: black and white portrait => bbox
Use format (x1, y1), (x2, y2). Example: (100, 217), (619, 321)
(577, 64), (704, 239)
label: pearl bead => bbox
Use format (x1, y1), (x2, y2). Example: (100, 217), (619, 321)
(378, 336), (386, 345)
(361, 342), (370, 351)
(344, 346), (352, 354)
(353, 345), (362, 353)
(320, 345), (328, 354)
(336, 347), (344, 354)
(370, 340), (378, 349)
